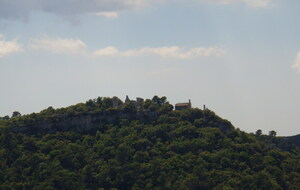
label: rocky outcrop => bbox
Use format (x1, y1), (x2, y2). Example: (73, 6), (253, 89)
(11, 110), (158, 134)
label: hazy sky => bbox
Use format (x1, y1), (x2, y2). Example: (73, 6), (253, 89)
(0, 0), (300, 136)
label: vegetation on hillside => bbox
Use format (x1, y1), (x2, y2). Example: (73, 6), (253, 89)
(0, 96), (299, 189)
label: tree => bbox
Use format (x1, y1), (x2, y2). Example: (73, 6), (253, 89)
(123, 101), (136, 113)
(86, 99), (96, 107)
(158, 103), (173, 114)
(269, 130), (277, 137)
(101, 97), (113, 109)
(255, 129), (262, 136)
(152, 96), (168, 106)
(0, 128), (15, 150)
(152, 95), (160, 105)
(3, 115), (10, 120)
(12, 111), (21, 118)
(96, 97), (102, 104)
(160, 96), (167, 104)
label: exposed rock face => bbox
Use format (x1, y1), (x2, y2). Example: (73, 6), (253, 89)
(9, 102), (234, 135)
(11, 110), (158, 134)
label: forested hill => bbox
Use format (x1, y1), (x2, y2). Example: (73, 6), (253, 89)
(0, 96), (299, 189)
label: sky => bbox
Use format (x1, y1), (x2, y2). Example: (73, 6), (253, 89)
(0, 0), (300, 136)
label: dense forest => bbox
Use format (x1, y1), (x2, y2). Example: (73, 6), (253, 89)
(0, 96), (299, 190)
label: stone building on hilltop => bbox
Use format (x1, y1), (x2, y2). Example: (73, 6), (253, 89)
(175, 100), (192, 110)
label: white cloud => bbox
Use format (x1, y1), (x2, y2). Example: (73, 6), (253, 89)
(292, 51), (300, 73)
(29, 37), (87, 55)
(94, 46), (226, 59)
(0, 34), (22, 57)
(27, 36), (226, 59)
(94, 46), (119, 56)
(94, 11), (119, 18)
(122, 46), (183, 58)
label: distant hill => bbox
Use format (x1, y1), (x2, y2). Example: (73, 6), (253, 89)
(0, 96), (299, 189)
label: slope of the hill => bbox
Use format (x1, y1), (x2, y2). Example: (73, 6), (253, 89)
(0, 96), (299, 190)
(286, 135), (300, 146)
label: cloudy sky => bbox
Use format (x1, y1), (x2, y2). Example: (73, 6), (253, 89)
(0, 0), (299, 136)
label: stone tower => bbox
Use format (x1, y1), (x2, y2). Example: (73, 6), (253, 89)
(125, 95), (130, 103)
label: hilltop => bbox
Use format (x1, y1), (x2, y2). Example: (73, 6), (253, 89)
(0, 96), (299, 189)
(2, 96), (233, 134)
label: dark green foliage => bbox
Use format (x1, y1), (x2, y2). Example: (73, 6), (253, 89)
(0, 96), (299, 189)
(269, 130), (277, 137)
(286, 134), (300, 146)
(0, 115), (10, 120)
(12, 111), (21, 118)
(256, 129), (262, 136)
